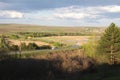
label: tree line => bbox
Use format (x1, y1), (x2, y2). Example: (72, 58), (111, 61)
(0, 36), (51, 53)
(17, 32), (92, 38)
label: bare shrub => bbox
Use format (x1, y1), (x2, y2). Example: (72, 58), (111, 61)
(46, 50), (95, 73)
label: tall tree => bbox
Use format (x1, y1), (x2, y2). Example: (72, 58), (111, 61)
(0, 35), (9, 49)
(99, 23), (120, 64)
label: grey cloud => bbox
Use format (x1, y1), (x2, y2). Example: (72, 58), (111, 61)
(1, 0), (120, 12)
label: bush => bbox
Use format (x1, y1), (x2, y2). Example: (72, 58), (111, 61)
(9, 34), (19, 39)
(21, 43), (51, 51)
(0, 35), (9, 49)
(47, 51), (95, 73)
(27, 43), (39, 50)
(9, 45), (19, 51)
(82, 39), (97, 58)
(53, 42), (63, 48)
(39, 45), (51, 49)
(0, 48), (9, 54)
(21, 43), (27, 51)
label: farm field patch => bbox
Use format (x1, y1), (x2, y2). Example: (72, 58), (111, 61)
(31, 36), (91, 46)
(8, 39), (50, 46)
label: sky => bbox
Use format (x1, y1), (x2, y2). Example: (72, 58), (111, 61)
(0, 0), (120, 27)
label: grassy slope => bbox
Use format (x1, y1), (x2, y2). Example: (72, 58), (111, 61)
(0, 24), (105, 33)
(0, 49), (120, 80)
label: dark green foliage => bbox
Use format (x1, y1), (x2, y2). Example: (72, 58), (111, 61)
(9, 45), (19, 51)
(39, 45), (51, 49)
(17, 32), (90, 38)
(0, 35), (10, 54)
(27, 43), (51, 50)
(20, 42), (51, 51)
(27, 43), (38, 50)
(9, 34), (19, 39)
(21, 43), (27, 51)
(98, 23), (120, 64)
(99, 23), (120, 54)
(0, 35), (9, 49)
(53, 42), (63, 47)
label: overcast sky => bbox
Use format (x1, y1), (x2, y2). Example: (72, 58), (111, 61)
(0, 0), (120, 26)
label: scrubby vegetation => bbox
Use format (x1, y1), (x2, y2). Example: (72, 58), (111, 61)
(20, 42), (51, 51)
(0, 35), (51, 52)
(0, 48), (120, 80)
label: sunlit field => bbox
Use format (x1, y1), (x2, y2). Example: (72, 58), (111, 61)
(31, 36), (91, 46)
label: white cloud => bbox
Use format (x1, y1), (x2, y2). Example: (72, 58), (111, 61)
(13, 5), (120, 21)
(23, 5), (120, 26)
(0, 10), (24, 18)
(99, 5), (120, 13)
(1, 5), (120, 26)
(54, 12), (91, 19)
(52, 5), (120, 20)
(53, 6), (100, 19)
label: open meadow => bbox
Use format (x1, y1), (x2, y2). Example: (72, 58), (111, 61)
(0, 24), (105, 34)
(31, 36), (91, 46)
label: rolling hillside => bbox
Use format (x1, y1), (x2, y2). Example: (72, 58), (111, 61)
(0, 24), (105, 34)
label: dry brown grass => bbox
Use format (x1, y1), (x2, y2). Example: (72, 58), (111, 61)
(34, 36), (91, 45)
(0, 24), (105, 33)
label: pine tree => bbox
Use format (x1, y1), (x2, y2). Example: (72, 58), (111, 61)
(99, 23), (120, 64)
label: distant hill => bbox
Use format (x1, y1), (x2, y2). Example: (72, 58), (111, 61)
(0, 24), (105, 34)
